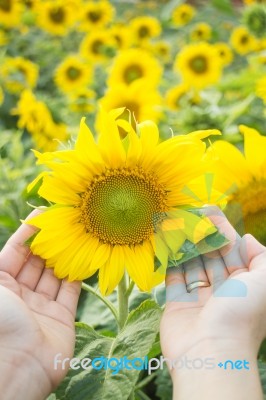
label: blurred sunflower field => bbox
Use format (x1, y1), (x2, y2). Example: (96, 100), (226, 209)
(0, 0), (266, 399)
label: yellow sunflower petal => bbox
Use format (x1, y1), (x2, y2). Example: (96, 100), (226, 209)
(89, 243), (111, 271)
(99, 245), (125, 295)
(124, 241), (154, 292)
(76, 117), (103, 165)
(98, 109), (126, 168)
(239, 124), (266, 174)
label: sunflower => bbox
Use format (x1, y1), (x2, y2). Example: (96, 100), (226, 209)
(174, 42), (222, 89)
(166, 83), (200, 111)
(108, 48), (162, 88)
(68, 88), (95, 113)
(230, 26), (257, 55)
(208, 125), (266, 244)
(256, 76), (266, 103)
(78, 0), (114, 31)
(172, 3), (195, 26)
(12, 90), (68, 151)
(214, 42), (234, 66)
(110, 24), (132, 50)
(1, 57), (38, 93)
(150, 40), (171, 63)
(98, 81), (161, 137)
(27, 109), (219, 294)
(54, 55), (92, 94)
(0, 0), (22, 27)
(22, 0), (40, 11)
(36, 0), (75, 36)
(79, 30), (116, 63)
(190, 22), (212, 41)
(130, 16), (161, 43)
(244, 0), (266, 4)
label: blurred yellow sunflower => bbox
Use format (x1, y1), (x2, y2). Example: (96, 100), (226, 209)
(244, 0), (266, 4)
(27, 109), (219, 294)
(208, 125), (266, 244)
(110, 24), (132, 50)
(22, 0), (40, 11)
(1, 57), (38, 93)
(36, 0), (75, 36)
(214, 42), (234, 66)
(79, 30), (116, 63)
(0, 0), (23, 27)
(78, 0), (114, 31)
(256, 76), (266, 103)
(68, 88), (95, 113)
(166, 83), (200, 111)
(174, 42), (222, 89)
(108, 48), (162, 88)
(190, 22), (212, 41)
(98, 81), (161, 136)
(149, 40), (171, 63)
(172, 3), (195, 26)
(130, 16), (161, 43)
(54, 55), (92, 94)
(12, 90), (68, 152)
(230, 26), (257, 55)
(0, 30), (8, 46)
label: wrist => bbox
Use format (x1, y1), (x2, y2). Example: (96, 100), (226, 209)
(0, 347), (52, 400)
(170, 337), (262, 400)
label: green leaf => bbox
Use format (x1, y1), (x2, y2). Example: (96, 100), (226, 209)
(168, 230), (229, 268)
(258, 360), (266, 399)
(155, 364), (173, 400)
(211, 0), (233, 13)
(54, 300), (162, 400)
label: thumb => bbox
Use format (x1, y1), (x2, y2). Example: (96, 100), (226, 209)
(240, 234), (266, 270)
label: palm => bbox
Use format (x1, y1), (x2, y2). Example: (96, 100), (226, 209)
(160, 207), (266, 362)
(0, 211), (81, 390)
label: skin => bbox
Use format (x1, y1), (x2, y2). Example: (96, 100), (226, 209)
(161, 206), (266, 400)
(0, 206), (266, 399)
(0, 210), (81, 400)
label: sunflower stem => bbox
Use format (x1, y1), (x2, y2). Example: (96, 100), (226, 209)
(126, 280), (135, 297)
(118, 273), (129, 329)
(81, 282), (119, 324)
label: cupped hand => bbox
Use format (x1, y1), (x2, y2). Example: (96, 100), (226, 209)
(0, 210), (81, 399)
(160, 206), (266, 363)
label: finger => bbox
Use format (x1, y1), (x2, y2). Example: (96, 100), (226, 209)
(240, 234), (266, 270)
(0, 210), (41, 277)
(56, 280), (81, 317)
(202, 206), (246, 274)
(202, 250), (229, 289)
(165, 266), (188, 302)
(183, 256), (209, 290)
(16, 254), (45, 291)
(35, 268), (62, 301)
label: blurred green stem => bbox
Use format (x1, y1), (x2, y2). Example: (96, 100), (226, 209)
(81, 282), (119, 324)
(118, 273), (128, 329)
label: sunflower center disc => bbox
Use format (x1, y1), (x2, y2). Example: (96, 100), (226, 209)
(49, 7), (65, 24)
(138, 26), (150, 38)
(0, 0), (11, 11)
(80, 168), (167, 245)
(66, 66), (81, 80)
(87, 11), (101, 22)
(189, 56), (208, 73)
(124, 65), (143, 84)
(226, 179), (266, 244)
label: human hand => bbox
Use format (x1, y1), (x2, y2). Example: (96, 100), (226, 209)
(0, 210), (81, 400)
(160, 206), (266, 400)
